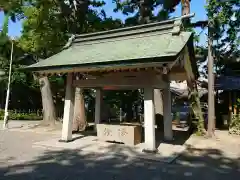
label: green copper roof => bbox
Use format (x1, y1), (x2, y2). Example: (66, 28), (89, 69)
(26, 15), (195, 72)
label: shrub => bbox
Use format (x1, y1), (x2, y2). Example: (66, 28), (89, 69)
(0, 109), (42, 120)
(229, 114), (240, 135)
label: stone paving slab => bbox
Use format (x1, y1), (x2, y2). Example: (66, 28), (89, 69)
(185, 131), (240, 159)
(33, 134), (186, 163)
(0, 120), (40, 129)
(1, 128), (240, 180)
(0, 121), (62, 135)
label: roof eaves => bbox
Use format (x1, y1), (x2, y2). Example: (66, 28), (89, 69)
(23, 55), (177, 73)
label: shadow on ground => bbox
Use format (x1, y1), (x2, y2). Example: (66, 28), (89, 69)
(0, 143), (239, 180)
(75, 124), (191, 148)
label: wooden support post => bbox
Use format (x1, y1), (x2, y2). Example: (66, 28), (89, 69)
(163, 80), (173, 141)
(60, 73), (75, 142)
(228, 91), (232, 126)
(233, 91), (237, 115)
(229, 91), (232, 113)
(154, 89), (164, 129)
(143, 87), (157, 153)
(154, 89), (163, 114)
(95, 88), (102, 129)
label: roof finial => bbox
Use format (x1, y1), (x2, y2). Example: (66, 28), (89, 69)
(171, 19), (182, 35)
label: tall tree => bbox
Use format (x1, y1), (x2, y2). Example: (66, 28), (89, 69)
(19, 1), (67, 126)
(180, 0), (206, 134)
(0, 12), (41, 115)
(206, 0), (239, 136)
(17, 0), (122, 129)
(0, 1), (60, 125)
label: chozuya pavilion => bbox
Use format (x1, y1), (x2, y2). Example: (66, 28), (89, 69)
(25, 14), (199, 153)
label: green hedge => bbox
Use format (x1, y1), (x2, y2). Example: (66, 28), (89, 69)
(0, 109), (42, 120)
(229, 114), (240, 135)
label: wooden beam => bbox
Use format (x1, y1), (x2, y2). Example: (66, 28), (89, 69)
(169, 72), (187, 81)
(84, 69), (187, 81)
(98, 70), (159, 78)
(73, 74), (167, 89)
(33, 62), (169, 76)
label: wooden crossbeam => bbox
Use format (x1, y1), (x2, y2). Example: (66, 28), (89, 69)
(73, 73), (167, 89)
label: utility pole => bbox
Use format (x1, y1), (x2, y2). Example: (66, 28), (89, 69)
(3, 40), (14, 129)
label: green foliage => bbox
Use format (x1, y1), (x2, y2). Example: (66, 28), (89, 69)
(229, 114), (240, 135)
(19, 4), (67, 58)
(189, 88), (206, 135)
(18, 0), (123, 58)
(0, 13), (9, 45)
(0, 36), (41, 110)
(0, 109), (42, 120)
(0, 0), (24, 14)
(206, 0), (240, 70)
(113, 0), (173, 25)
(229, 98), (240, 135)
(1, 0), (125, 115)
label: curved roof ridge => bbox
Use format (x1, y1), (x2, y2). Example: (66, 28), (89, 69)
(74, 13), (195, 40)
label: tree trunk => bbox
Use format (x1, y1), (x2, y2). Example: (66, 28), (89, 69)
(139, 0), (152, 24)
(72, 87), (87, 132)
(207, 31), (215, 136)
(181, 0), (190, 16)
(39, 76), (56, 125)
(181, 0), (205, 135)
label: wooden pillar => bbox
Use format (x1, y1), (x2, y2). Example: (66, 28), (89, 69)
(143, 87), (157, 153)
(229, 91), (232, 112)
(233, 91), (237, 115)
(95, 88), (102, 128)
(163, 80), (173, 141)
(154, 89), (163, 129)
(60, 73), (75, 142)
(154, 89), (163, 114)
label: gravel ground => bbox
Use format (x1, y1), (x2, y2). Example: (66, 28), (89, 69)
(0, 127), (239, 180)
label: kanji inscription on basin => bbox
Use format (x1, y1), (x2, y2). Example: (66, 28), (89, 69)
(118, 128), (128, 137)
(103, 128), (112, 136)
(97, 124), (141, 146)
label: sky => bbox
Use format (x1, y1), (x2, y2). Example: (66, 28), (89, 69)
(0, 0), (208, 44)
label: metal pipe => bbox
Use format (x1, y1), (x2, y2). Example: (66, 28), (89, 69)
(3, 40), (14, 129)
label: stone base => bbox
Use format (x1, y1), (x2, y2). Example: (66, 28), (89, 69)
(58, 139), (74, 143)
(97, 124), (142, 146)
(142, 149), (158, 154)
